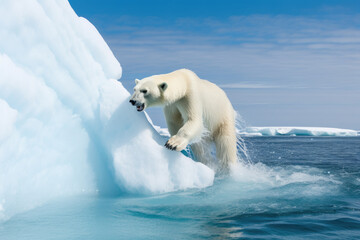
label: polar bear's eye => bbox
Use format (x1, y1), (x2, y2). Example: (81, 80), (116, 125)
(140, 89), (147, 94)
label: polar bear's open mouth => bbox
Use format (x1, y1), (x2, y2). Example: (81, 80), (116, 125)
(137, 103), (145, 112)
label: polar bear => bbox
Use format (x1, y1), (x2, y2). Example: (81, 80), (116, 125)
(129, 69), (237, 172)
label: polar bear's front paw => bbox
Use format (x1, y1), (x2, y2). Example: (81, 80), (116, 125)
(165, 135), (189, 151)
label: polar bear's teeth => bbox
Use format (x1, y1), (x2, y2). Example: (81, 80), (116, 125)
(136, 104), (144, 112)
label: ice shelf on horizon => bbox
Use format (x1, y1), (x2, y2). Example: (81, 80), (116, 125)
(238, 127), (359, 137)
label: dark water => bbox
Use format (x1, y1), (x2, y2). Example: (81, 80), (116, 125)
(0, 137), (359, 239)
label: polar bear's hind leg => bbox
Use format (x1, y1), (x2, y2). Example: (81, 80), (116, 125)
(214, 123), (238, 171)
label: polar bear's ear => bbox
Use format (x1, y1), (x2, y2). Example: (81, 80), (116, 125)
(159, 82), (168, 91)
(135, 79), (140, 85)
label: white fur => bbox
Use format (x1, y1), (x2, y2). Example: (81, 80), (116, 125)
(130, 69), (237, 171)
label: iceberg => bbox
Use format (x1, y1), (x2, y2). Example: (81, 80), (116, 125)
(239, 127), (359, 137)
(0, 0), (213, 220)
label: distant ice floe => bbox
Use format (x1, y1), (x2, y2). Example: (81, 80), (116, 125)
(239, 127), (359, 137)
(152, 125), (358, 137)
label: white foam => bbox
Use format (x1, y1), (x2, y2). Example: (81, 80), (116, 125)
(230, 162), (340, 193)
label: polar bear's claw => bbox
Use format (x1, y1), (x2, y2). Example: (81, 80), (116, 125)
(165, 141), (172, 150)
(165, 142), (170, 149)
(166, 135), (188, 152)
(165, 141), (177, 151)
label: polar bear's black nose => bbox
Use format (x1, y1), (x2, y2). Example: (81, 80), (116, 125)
(129, 100), (136, 106)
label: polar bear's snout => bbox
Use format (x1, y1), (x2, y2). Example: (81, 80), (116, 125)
(129, 99), (145, 112)
(129, 96), (145, 112)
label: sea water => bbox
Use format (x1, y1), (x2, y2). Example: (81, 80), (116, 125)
(0, 136), (359, 240)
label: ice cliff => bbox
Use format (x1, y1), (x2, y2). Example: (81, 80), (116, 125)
(0, 0), (213, 219)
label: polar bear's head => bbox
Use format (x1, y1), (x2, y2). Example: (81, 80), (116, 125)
(129, 78), (168, 112)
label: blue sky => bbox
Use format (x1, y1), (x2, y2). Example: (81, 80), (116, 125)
(69, 0), (360, 129)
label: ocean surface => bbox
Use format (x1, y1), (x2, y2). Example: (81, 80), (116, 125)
(0, 136), (359, 240)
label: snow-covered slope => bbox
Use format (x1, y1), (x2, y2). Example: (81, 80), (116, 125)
(0, 0), (213, 220)
(239, 127), (358, 137)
